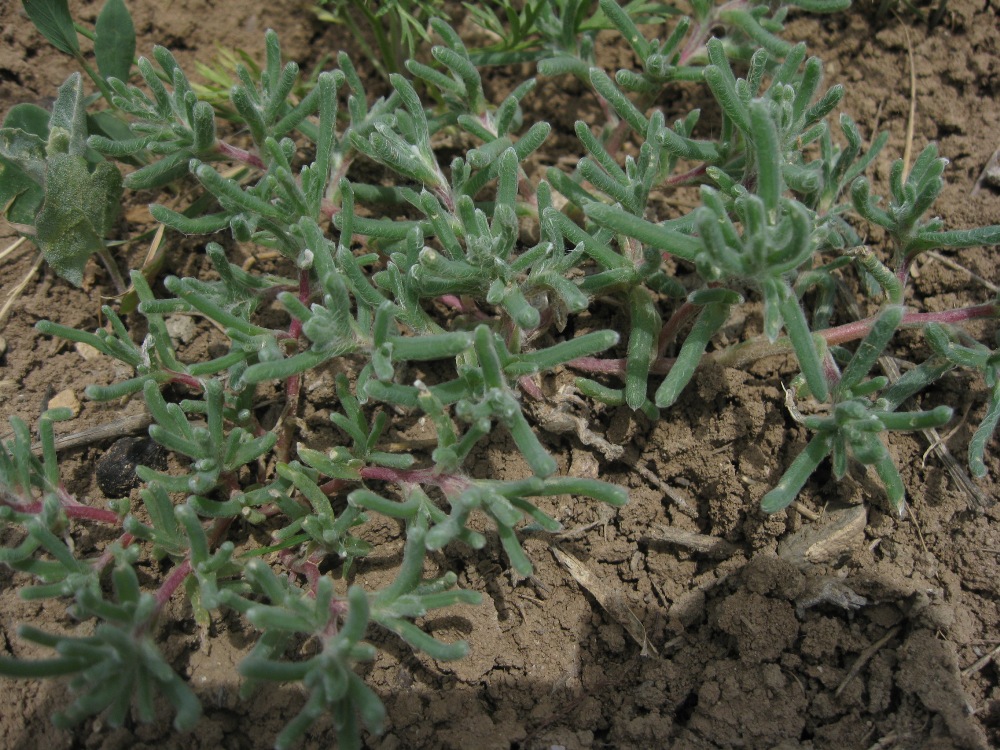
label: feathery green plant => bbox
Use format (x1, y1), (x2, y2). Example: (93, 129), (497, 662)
(3, 0), (1000, 746)
(314, 0), (449, 81)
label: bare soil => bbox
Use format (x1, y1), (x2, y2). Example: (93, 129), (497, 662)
(2, 1), (1000, 748)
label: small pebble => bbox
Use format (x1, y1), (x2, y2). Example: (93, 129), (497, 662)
(75, 341), (101, 361)
(95, 437), (167, 498)
(166, 315), (197, 345)
(985, 163), (1000, 189)
(48, 388), (81, 416)
(569, 448), (600, 479)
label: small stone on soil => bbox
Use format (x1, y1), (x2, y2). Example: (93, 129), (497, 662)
(75, 341), (102, 360)
(985, 163), (1000, 189)
(165, 315), (198, 345)
(47, 388), (81, 416)
(95, 437), (167, 498)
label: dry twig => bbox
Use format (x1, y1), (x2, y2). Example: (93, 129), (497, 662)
(551, 545), (658, 656)
(971, 147), (1000, 196)
(0, 251), (44, 328)
(646, 526), (738, 560)
(923, 251), (999, 294)
(634, 462), (698, 518)
(30, 413), (152, 454)
(836, 625), (901, 698)
(961, 642), (1000, 678)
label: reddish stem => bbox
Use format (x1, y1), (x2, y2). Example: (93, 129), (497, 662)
(147, 517), (233, 627)
(216, 141), (266, 170)
(665, 163), (709, 186)
(519, 375), (545, 400)
(153, 558), (192, 613)
(0, 494), (121, 525)
(167, 371), (204, 391)
(570, 303), (999, 377)
(360, 465), (471, 496)
(821, 304), (998, 347)
(64, 504), (121, 524)
(319, 477), (349, 496)
(279, 548), (322, 592)
(92, 532), (135, 574)
(569, 355), (675, 376)
(438, 294), (464, 311)
(658, 301), (698, 358)
(322, 595), (349, 639)
(275, 272), (310, 463)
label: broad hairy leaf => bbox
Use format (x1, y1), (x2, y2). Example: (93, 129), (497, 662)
(0, 128), (47, 186)
(2, 103), (50, 139)
(0, 104), (51, 224)
(34, 155), (122, 286)
(0, 161), (44, 225)
(47, 73), (88, 158)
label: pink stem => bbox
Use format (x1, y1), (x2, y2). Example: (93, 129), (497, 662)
(167, 371), (204, 390)
(438, 294), (464, 311)
(570, 303), (999, 378)
(275, 273), (310, 463)
(569, 355), (675, 376)
(153, 558), (192, 612)
(92, 532), (135, 574)
(360, 465), (471, 496)
(519, 375), (544, 400)
(658, 302), (698, 358)
(665, 163), (709, 185)
(64, 504), (121, 524)
(278, 548), (322, 591)
(216, 141), (266, 170)
(0, 495), (121, 525)
(146, 517), (233, 628)
(821, 304), (998, 346)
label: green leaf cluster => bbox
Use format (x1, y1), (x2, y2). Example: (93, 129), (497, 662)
(1, 74), (123, 286)
(3, 1), (1000, 747)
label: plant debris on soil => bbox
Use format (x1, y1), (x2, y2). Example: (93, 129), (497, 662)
(2, 1), (1000, 748)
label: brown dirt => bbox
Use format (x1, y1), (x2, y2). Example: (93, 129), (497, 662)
(2, 0), (1000, 748)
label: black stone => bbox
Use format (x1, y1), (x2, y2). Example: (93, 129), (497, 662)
(95, 437), (167, 498)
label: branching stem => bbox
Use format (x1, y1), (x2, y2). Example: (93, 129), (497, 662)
(360, 465), (472, 496)
(275, 271), (311, 463)
(147, 517), (233, 629)
(570, 303), (999, 376)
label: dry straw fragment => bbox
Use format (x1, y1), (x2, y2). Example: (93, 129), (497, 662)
(551, 545), (658, 657)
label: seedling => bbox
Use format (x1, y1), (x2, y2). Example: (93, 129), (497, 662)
(2, 0), (999, 746)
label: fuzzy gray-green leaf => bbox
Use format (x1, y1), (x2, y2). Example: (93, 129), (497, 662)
(34, 155), (122, 286)
(0, 129), (48, 186)
(48, 74), (88, 158)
